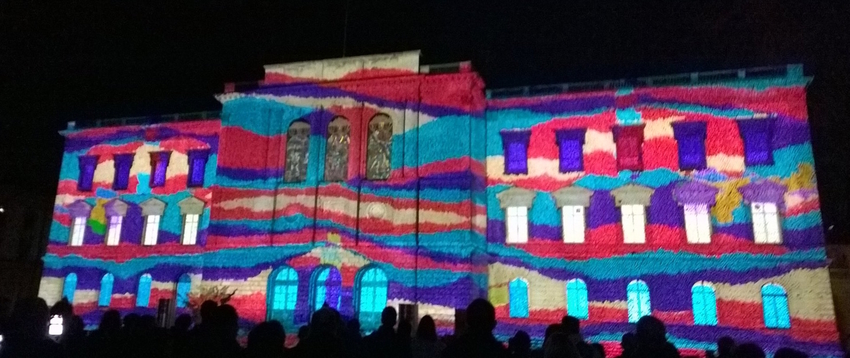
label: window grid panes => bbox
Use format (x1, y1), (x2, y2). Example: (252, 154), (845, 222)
(143, 215), (160, 246)
(509, 279), (529, 318)
(182, 214), (199, 245)
(99, 274), (114, 307)
(136, 274), (152, 307)
(627, 280), (651, 323)
(313, 267), (341, 311)
(762, 284), (791, 329)
(106, 216), (122, 246)
(684, 204), (712, 244)
(366, 115), (393, 180)
(751, 202), (782, 244)
(358, 268), (388, 332)
(561, 205), (585, 243)
(691, 282), (718, 326)
(506, 206), (529, 244)
(621, 205), (646, 244)
(269, 268), (298, 325)
(566, 279), (589, 319)
(70, 217), (86, 246)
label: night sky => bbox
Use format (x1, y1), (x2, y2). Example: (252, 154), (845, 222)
(1, 1), (848, 241)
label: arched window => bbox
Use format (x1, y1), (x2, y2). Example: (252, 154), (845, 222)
(358, 267), (388, 332)
(366, 114), (392, 180)
(285, 121), (311, 183)
(176, 274), (192, 308)
(312, 267), (342, 311)
(509, 278), (529, 318)
(99, 273), (114, 307)
(268, 267), (298, 325)
(63, 273), (77, 303)
(691, 281), (718, 326)
(566, 279), (589, 319)
(762, 283), (791, 329)
(136, 274), (153, 307)
(627, 280), (650, 323)
(325, 117), (350, 182)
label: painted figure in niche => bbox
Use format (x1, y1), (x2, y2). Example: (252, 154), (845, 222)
(325, 117), (350, 182)
(285, 121), (310, 183)
(366, 115), (392, 180)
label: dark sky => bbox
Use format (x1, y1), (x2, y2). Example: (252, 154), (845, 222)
(1, 1), (848, 241)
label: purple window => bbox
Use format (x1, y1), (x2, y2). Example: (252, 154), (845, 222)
(555, 129), (586, 172)
(737, 119), (774, 165)
(501, 131), (531, 175)
(187, 150), (210, 187)
(112, 154), (134, 190)
(150, 152), (171, 187)
(77, 156), (98, 191)
(672, 122), (707, 170)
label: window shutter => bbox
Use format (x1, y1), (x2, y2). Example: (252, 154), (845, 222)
(113, 154), (134, 190)
(77, 156), (98, 191)
(672, 122), (707, 170)
(614, 126), (645, 170)
(555, 129), (586, 172)
(187, 150), (210, 187)
(501, 131), (531, 174)
(737, 119), (774, 165)
(150, 152), (171, 187)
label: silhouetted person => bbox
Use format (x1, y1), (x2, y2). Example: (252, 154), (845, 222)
(543, 332), (580, 358)
(290, 307), (348, 358)
(615, 333), (637, 358)
(188, 304), (243, 358)
(591, 343), (604, 358)
(365, 307), (398, 358)
(171, 314), (194, 358)
(193, 300), (218, 334)
(562, 316), (594, 358)
(531, 324), (562, 358)
(716, 336), (735, 358)
(63, 315), (87, 358)
(412, 315), (446, 358)
(397, 320), (413, 358)
(344, 319), (366, 358)
(508, 330), (532, 358)
(732, 343), (765, 358)
(632, 316), (679, 358)
(774, 347), (808, 358)
(0, 297), (63, 358)
(88, 309), (123, 358)
(441, 299), (509, 358)
(245, 321), (286, 358)
(296, 325), (309, 345)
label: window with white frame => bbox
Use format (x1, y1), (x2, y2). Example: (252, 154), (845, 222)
(751, 202), (781, 244)
(684, 204), (712, 244)
(182, 214), (199, 245)
(506, 206), (529, 244)
(70, 217), (86, 246)
(106, 216), (123, 246)
(561, 205), (585, 243)
(621, 204), (646, 244)
(143, 215), (160, 246)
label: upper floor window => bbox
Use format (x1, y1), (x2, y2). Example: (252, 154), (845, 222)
(325, 117), (350, 182)
(178, 196), (204, 245)
(497, 188), (537, 244)
(136, 274), (152, 307)
(366, 115), (393, 180)
(99, 273), (114, 307)
(552, 187), (593, 244)
(140, 198), (166, 246)
(566, 279), (589, 319)
(77, 156), (98, 191)
(285, 121), (310, 183)
(611, 185), (654, 244)
(738, 180), (786, 245)
(150, 152), (171, 188)
(67, 201), (92, 246)
(509, 278), (529, 318)
(113, 154), (134, 190)
(672, 122), (707, 170)
(737, 118), (774, 166)
(104, 199), (127, 246)
(501, 131), (531, 175)
(627, 280), (651, 323)
(614, 125), (645, 171)
(187, 150), (210, 187)
(761, 283), (791, 329)
(692, 282), (718, 326)
(555, 129), (586, 172)
(673, 181), (719, 244)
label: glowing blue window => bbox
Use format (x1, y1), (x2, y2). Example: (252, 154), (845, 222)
(313, 267), (341, 311)
(691, 282), (718, 326)
(627, 280), (650, 323)
(566, 279), (589, 319)
(762, 283), (791, 329)
(358, 267), (388, 332)
(176, 274), (191, 308)
(136, 274), (152, 307)
(99, 273), (114, 307)
(268, 267), (298, 323)
(509, 278), (529, 318)
(63, 273), (77, 303)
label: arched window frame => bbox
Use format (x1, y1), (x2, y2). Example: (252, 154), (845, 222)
(176, 274), (192, 308)
(761, 283), (791, 329)
(627, 280), (651, 323)
(691, 281), (718, 326)
(63, 273), (78, 303)
(509, 278), (530, 318)
(136, 274), (153, 307)
(365, 114), (393, 181)
(310, 266), (342, 312)
(285, 120), (311, 183)
(267, 267), (299, 325)
(566, 279), (589, 319)
(324, 117), (351, 182)
(99, 273), (114, 307)
(356, 266), (389, 333)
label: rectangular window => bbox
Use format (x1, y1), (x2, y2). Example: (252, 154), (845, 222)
(187, 150), (209, 187)
(684, 204), (712, 244)
(561, 205), (585, 243)
(150, 152), (171, 188)
(77, 156), (98, 191)
(105, 216), (122, 246)
(556, 129), (586, 172)
(182, 214), (200, 245)
(621, 204), (646, 244)
(672, 122), (707, 170)
(752, 202), (781, 244)
(70, 217), (86, 246)
(143, 215), (160, 246)
(506, 206), (529, 244)
(737, 119), (774, 165)
(112, 154), (134, 190)
(501, 131), (531, 175)
(614, 126), (645, 171)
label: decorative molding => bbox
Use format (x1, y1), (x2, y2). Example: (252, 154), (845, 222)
(104, 199), (129, 217)
(67, 200), (93, 218)
(738, 180), (787, 204)
(551, 186), (593, 207)
(610, 184), (654, 206)
(140, 198), (167, 216)
(497, 187), (537, 208)
(178, 197), (205, 215)
(673, 181), (719, 206)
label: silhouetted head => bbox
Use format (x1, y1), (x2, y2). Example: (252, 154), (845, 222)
(620, 332), (637, 351)
(298, 325), (310, 341)
(140, 315), (157, 329)
(635, 316), (666, 344)
(214, 304), (239, 338)
(775, 347), (808, 358)
(346, 318), (361, 336)
(174, 314), (193, 331)
(310, 308), (338, 338)
(465, 298), (496, 333)
(200, 300), (217, 323)
(732, 343), (766, 358)
(718, 336), (735, 355)
(381, 306), (397, 327)
(49, 297), (73, 318)
(591, 343), (605, 358)
(123, 313), (140, 329)
(543, 332), (580, 358)
(99, 310), (122, 332)
(560, 316), (581, 335)
(544, 324), (561, 343)
(67, 315), (85, 337)
(508, 330), (531, 354)
(247, 321), (286, 354)
(416, 315), (438, 341)
(9, 297), (50, 339)
(397, 320), (412, 339)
